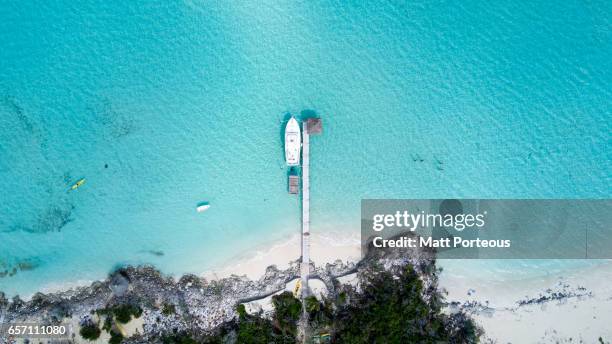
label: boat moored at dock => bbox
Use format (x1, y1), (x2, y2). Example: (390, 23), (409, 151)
(284, 117), (301, 166)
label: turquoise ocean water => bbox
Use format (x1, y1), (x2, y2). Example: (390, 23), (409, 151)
(0, 1), (610, 297)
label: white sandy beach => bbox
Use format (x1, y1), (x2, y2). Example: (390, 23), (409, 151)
(439, 260), (612, 343)
(202, 230), (361, 280)
(34, 230), (360, 299)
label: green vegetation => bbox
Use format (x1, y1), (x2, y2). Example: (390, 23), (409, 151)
(306, 296), (333, 330)
(86, 303), (144, 343)
(162, 333), (199, 344)
(109, 329), (124, 344)
(228, 298), (297, 343)
(236, 303), (247, 319)
(304, 295), (320, 314)
(79, 322), (101, 341)
(153, 263), (479, 344)
(236, 314), (289, 344)
(97, 304), (142, 324)
(102, 315), (113, 332)
(272, 291), (302, 336)
(330, 265), (478, 343)
(113, 304), (142, 323)
(162, 303), (176, 316)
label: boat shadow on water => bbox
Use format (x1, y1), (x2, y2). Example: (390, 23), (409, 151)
(287, 166), (300, 179)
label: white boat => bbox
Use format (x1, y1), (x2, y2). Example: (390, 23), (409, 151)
(285, 117), (301, 166)
(196, 203), (210, 213)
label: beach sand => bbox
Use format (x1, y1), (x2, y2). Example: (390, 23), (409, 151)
(202, 230), (361, 280)
(439, 260), (612, 343)
(35, 230), (361, 298)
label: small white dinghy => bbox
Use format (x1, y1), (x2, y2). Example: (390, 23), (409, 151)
(196, 202), (210, 213)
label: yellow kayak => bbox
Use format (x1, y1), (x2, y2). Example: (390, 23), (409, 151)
(293, 279), (301, 297)
(70, 178), (86, 191)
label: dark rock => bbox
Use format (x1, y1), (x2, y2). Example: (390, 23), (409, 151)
(110, 273), (130, 297)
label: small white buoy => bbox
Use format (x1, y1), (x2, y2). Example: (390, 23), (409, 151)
(196, 203), (210, 213)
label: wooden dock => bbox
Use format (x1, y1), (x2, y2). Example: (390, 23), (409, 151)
(300, 118), (321, 297)
(301, 126), (310, 293)
(297, 118), (322, 343)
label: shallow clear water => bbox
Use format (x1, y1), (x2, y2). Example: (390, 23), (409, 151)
(0, 1), (610, 296)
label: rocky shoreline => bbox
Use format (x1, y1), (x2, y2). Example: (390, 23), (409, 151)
(0, 242), (457, 343)
(0, 256), (389, 343)
(0, 261), (344, 342)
